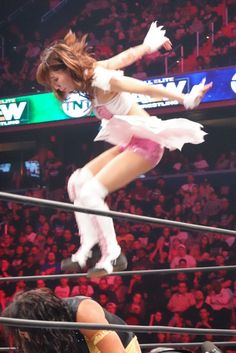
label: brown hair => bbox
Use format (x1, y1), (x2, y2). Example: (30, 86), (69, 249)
(2, 288), (87, 353)
(36, 31), (96, 101)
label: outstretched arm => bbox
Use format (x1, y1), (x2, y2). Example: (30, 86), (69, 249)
(99, 22), (172, 70)
(109, 75), (213, 108)
(100, 43), (153, 70)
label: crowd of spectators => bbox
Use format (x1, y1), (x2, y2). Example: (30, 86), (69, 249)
(1, 0), (236, 349)
(0, 138), (235, 349)
(1, 0), (236, 98)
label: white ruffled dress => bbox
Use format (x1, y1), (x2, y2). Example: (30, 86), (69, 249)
(91, 66), (207, 152)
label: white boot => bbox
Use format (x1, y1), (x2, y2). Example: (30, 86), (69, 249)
(79, 177), (127, 276)
(67, 168), (99, 268)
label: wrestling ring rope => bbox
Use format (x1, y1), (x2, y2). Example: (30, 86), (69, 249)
(0, 264), (236, 283)
(0, 191), (236, 351)
(1, 316), (236, 335)
(0, 191), (235, 235)
(1, 342), (236, 352)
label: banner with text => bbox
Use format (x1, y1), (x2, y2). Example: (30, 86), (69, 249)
(0, 66), (235, 128)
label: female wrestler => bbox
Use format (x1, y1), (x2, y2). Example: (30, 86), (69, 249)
(36, 22), (212, 277)
(2, 288), (141, 353)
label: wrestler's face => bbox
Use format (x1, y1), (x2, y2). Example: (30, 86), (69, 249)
(49, 69), (75, 95)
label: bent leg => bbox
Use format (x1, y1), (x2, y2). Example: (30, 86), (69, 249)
(79, 144), (164, 275)
(67, 168), (98, 268)
(84, 145), (121, 175)
(95, 144), (164, 193)
(79, 178), (125, 275)
(64, 146), (122, 270)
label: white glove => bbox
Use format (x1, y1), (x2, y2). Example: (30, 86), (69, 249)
(143, 21), (169, 53)
(183, 78), (206, 110)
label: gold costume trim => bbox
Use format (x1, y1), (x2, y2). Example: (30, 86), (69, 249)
(91, 330), (112, 346)
(85, 333), (141, 353)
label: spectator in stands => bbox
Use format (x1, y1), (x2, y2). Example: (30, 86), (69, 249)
(180, 175), (196, 194)
(170, 244), (197, 268)
(35, 212), (48, 232)
(87, 32), (99, 49)
(93, 277), (117, 303)
(199, 178), (215, 200)
(195, 306), (214, 329)
(191, 201), (206, 224)
(215, 152), (231, 170)
(109, 275), (128, 309)
(54, 277), (71, 298)
(130, 179), (149, 202)
(36, 279), (46, 289)
(149, 227), (172, 265)
(70, 277), (94, 297)
(169, 203), (186, 221)
(167, 281), (195, 314)
(24, 224), (37, 243)
(127, 274), (146, 296)
(209, 232), (230, 258)
(195, 55), (210, 71)
(218, 197), (235, 228)
(25, 41), (41, 62)
(40, 251), (61, 275)
(10, 279), (25, 297)
(21, 255), (38, 277)
(184, 290), (213, 327)
(197, 235), (214, 266)
(0, 258), (16, 296)
(168, 312), (188, 330)
(189, 13), (204, 34)
(0, 289), (8, 313)
(97, 292), (111, 308)
(193, 153), (209, 171)
(105, 302), (118, 315)
(152, 203), (169, 219)
(131, 247), (152, 270)
(181, 185), (200, 215)
(203, 191), (221, 221)
(125, 292), (147, 322)
(11, 245), (25, 272)
(149, 310), (168, 327)
(168, 237), (182, 262)
(206, 279), (233, 328)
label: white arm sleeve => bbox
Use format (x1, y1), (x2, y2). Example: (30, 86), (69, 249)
(183, 78), (206, 110)
(143, 22), (169, 53)
(91, 66), (124, 91)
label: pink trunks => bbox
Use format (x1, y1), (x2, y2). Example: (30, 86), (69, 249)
(119, 136), (164, 167)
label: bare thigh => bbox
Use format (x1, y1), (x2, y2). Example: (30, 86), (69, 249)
(85, 145), (121, 175)
(95, 150), (154, 193)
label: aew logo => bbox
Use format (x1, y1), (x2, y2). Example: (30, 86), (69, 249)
(134, 76), (188, 108)
(62, 92), (91, 118)
(0, 100), (27, 126)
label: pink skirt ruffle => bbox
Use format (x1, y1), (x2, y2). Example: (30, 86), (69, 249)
(94, 115), (207, 151)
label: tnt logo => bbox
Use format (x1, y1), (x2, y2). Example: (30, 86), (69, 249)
(62, 92), (91, 118)
(0, 101), (27, 126)
(231, 73), (236, 94)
